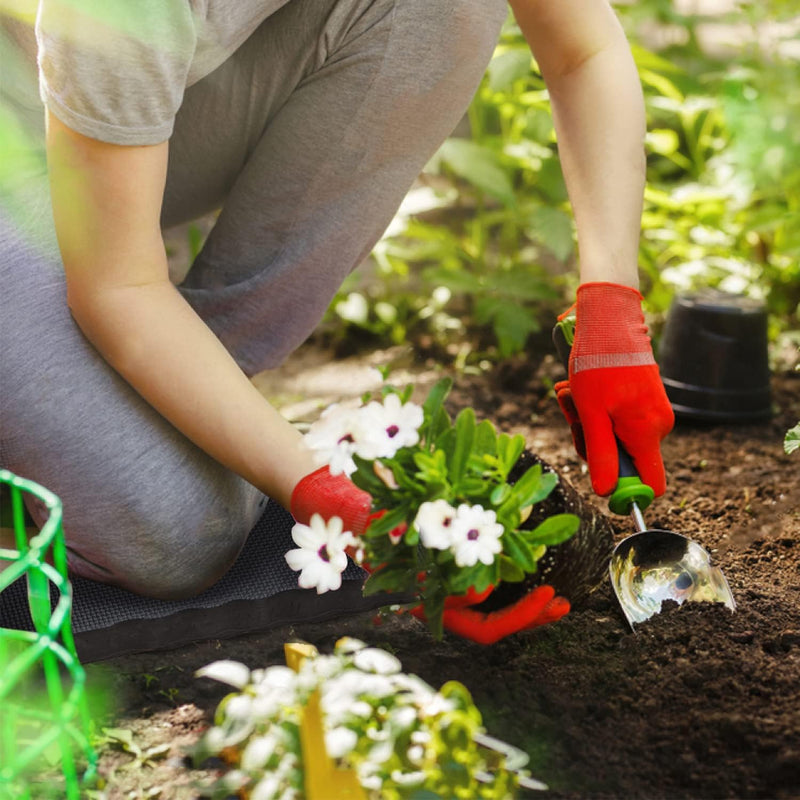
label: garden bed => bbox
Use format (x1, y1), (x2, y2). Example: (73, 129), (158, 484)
(89, 341), (799, 799)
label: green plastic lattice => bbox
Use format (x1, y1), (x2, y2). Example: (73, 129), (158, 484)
(0, 470), (97, 799)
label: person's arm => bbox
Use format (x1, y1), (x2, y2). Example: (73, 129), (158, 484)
(509, 1), (674, 497)
(45, 111), (317, 508)
(509, 0), (646, 289)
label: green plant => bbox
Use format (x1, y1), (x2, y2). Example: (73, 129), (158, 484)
(323, 5), (799, 361)
(290, 379), (578, 638)
(192, 638), (542, 799)
(786, 424), (800, 455)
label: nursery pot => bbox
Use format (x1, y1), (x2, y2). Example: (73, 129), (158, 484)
(658, 289), (772, 422)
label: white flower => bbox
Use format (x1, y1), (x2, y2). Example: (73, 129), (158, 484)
(413, 499), (458, 550)
(353, 648), (402, 675)
(304, 394), (423, 475)
(195, 660), (251, 689)
(285, 514), (355, 594)
(360, 394), (423, 458)
(241, 734), (278, 771)
(390, 769), (426, 786)
(407, 744), (425, 763)
(223, 694), (254, 722)
(250, 774), (282, 800)
(325, 726), (358, 759)
(419, 692), (455, 718)
(335, 637), (366, 655)
(450, 504), (504, 567)
(304, 401), (376, 476)
(390, 706), (418, 730)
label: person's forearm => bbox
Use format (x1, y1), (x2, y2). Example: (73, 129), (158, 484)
(511, 0), (646, 288)
(68, 274), (316, 509)
(45, 112), (317, 508)
(546, 41), (645, 288)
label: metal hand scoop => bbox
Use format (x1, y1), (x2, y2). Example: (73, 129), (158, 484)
(553, 319), (736, 629)
(609, 504), (735, 628)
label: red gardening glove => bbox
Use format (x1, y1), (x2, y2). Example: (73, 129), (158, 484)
(291, 465), (373, 535)
(290, 466), (406, 567)
(554, 380), (586, 461)
(563, 282), (674, 497)
(411, 584), (569, 645)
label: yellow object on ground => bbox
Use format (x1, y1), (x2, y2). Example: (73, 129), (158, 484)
(284, 642), (367, 800)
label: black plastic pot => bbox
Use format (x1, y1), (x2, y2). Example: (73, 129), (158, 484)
(658, 289), (772, 422)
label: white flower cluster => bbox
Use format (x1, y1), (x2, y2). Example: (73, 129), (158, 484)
(414, 499), (504, 567)
(195, 660), (304, 799)
(304, 393), (424, 476)
(195, 639), (462, 800)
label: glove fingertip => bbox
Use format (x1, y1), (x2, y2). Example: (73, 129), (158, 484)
(589, 462), (617, 496)
(636, 460), (667, 498)
(534, 596), (570, 626)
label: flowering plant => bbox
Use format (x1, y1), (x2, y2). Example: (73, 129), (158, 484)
(192, 638), (543, 799)
(287, 378), (579, 637)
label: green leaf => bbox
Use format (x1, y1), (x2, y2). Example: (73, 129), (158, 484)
(474, 419), (499, 458)
(438, 138), (517, 208)
(350, 456), (388, 496)
(484, 269), (560, 302)
(449, 407), (477, 486)
(498, 555), (526, 583)
(422, 267), (484, 295)
(447, 560), (498, 596)
(785, 423), (800, 455)
(527, 206), (575, 261)
(497, 433), (525, 473)
(487, 47), (533, 92)
(508, 464), (558, 508)
(524, 513), (580, 546)
(474, 297), (540, 357)
(413, 448), (449, 484)
(647, 128), (681, 156)
(365, 505), (410, 538)
(422, 377), (453, 447)
(490, 483), (511, 505)
(363, 564), (417, 596)
(502, 530), (540, 572)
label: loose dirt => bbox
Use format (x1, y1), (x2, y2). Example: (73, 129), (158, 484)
(88, 341), (799, 800)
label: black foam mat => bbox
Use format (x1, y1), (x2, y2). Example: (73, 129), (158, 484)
(0, 501), (392, 662)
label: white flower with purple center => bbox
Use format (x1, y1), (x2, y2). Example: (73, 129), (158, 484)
(450, 504), (504, 567)
(304, 401), (378, 476)
(413, 499), (458, 550)
(361, 393), (423, 459)
(285, 514), (355, 594)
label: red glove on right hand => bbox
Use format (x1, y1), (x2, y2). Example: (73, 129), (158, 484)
(559, 282), (674, 497)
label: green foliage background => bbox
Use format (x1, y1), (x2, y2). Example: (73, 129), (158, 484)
(326, 0), (799, 365)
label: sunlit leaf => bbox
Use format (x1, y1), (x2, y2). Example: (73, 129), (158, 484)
(438, 139), (517, 208)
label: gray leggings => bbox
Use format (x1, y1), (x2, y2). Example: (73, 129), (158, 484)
(0, 0), (507, 598)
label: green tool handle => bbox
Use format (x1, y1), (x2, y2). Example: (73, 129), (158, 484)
(552, 318), (654, 516)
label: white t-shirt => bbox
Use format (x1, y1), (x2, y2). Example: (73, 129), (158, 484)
(36, 0), (292, 145)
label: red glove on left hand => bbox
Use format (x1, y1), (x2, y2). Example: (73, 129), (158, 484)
(290, 465), (373, 535)
(560, 282), (674, 497)
(411, 584), (569, 645)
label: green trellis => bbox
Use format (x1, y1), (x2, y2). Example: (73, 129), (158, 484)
(0, 470), (97, 799)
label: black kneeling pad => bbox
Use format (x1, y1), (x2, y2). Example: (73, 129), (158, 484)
(0, 501), (393, 663)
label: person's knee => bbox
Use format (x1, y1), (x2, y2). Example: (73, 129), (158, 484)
(113, 507), (254, 600)
(64, 484), (264, 600)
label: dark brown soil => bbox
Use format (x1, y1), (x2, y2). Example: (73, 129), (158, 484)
(90, 346), (800, 800)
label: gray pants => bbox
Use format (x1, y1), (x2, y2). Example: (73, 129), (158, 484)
(0, 0), (507, 598)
